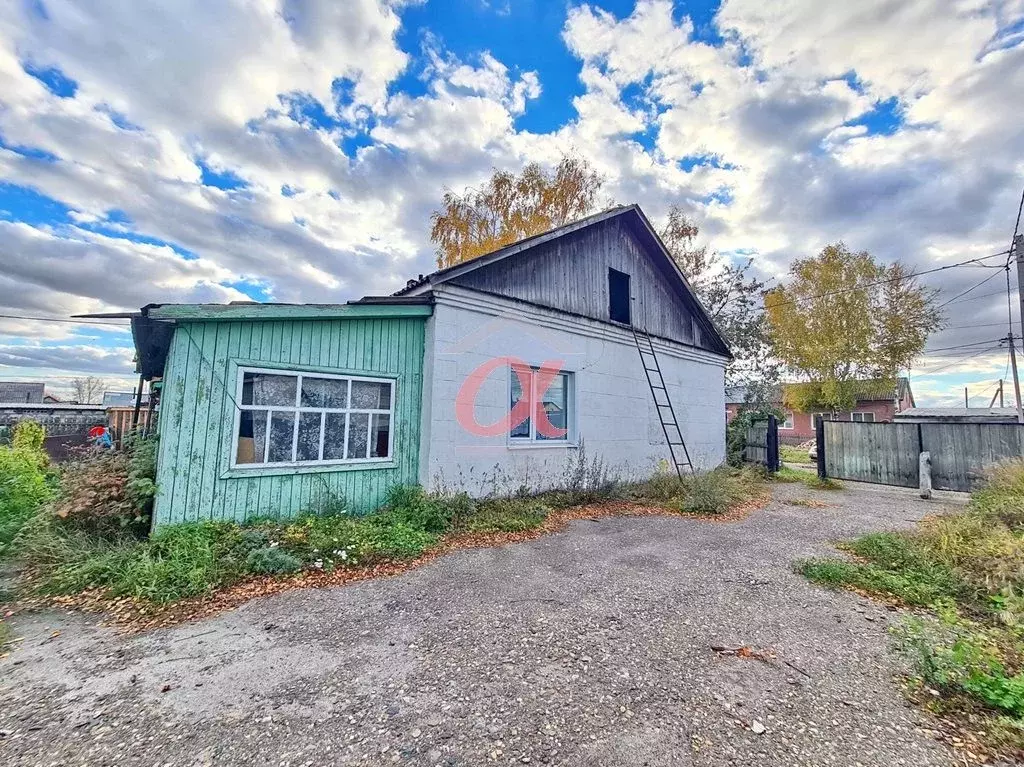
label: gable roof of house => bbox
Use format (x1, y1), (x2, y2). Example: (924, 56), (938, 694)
(395, 204), (731, 357)
(0, 381), (45, 404)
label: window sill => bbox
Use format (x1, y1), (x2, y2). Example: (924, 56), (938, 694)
(220, 460), (397, 480)
(506, 441), (579, 450)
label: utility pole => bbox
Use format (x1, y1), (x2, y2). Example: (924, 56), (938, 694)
(990, 379), (1005, 408)
(1013, 234), (1024, 423)
(964, 387), (969, 408)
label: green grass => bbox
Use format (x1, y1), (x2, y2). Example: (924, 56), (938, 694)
(797, 460), (1024, 758)
(8, 461), (766, 609)
(780, 444), (811, 464)
(775, 465), (843, 490)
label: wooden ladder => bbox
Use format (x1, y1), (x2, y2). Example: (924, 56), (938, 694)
(632, 327), (693, 479)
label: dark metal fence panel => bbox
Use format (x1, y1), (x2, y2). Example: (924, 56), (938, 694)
(823, 421), (920, 488)
(920, 423), (1024, 492)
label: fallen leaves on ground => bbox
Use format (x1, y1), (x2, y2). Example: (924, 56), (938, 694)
(8, 493), (772, 635)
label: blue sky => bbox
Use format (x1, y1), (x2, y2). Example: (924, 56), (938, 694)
(0, 0), (1022, 404)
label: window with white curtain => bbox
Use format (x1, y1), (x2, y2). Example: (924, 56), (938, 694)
(233, 368), (394, 467)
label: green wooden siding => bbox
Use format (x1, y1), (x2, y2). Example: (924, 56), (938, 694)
(153, 316), (426, 526)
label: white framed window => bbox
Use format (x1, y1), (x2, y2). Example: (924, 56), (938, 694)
(232, 367), (394, 468)
(509, 365), (574, 444)
(780, 410), (794, 430)
(812, 412), (833, 428)
(851, 411), (875, 423)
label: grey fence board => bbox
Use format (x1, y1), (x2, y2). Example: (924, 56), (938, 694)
(745, 425), (768, 465)
(823, 422), (920, 488)
(920, 423), (1024, 492)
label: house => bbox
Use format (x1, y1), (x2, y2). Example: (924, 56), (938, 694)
(0, 381), (45, 404)
(112, 205), (731, 526)
(894, 407), (1020, 424)
(725, 378), (915, 441)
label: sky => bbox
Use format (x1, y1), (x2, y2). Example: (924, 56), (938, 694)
(0, 0), (1023, 406)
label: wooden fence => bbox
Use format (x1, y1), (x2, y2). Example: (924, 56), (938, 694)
(744, 416), (780, 472)
(821, 421), (1024, 492)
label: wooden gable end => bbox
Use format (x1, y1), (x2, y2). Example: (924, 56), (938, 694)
(446, 214), (725, 355)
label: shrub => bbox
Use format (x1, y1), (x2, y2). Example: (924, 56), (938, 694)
(379, 485), (452, 533)
(676, 467), (758, 515)
(51, 436), (158, 536)
(245, 546), (302, 575)
(0, 421), (53, 557)
(625, 469), (686, 503)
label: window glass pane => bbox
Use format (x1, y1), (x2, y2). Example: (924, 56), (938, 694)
(370, 413), (390, 458)
(242, 372), (296, 406)
(510, 368), (530, 438)
(323, 413), (347, 460)
(351, 380), (391, 409)
(296, 412), (322, 462)
(347, 412), (369, 458)
(537, 373), (568, 441)
(301, 377), (348, 408)
(267, 411), (295, 463)
(236, 409), (267, 464)
(864, 412), (875, 423)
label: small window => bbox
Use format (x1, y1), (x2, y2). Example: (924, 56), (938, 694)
(234, 368), (394, 467)
(851, 411), (875, 423)
(509, 366), (574, 443)
(608, 268), (631, 324)
(780, 411), (794, 430)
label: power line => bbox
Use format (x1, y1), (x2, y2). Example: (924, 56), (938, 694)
(937, 269), (1004, 308)
(766, 249), (1010, 309)
(914, 344), (1005, 375)
(921, 337), (1008, 354)
(943, 287), (1012, 307)
(0, 313), (130, 328)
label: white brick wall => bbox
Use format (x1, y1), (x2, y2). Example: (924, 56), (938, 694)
(419, 286), (727, 496)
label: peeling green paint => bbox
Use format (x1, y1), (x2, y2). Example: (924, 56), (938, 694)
(153, 316), (427, 526)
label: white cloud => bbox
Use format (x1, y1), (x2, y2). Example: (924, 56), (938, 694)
(0, 0), (1021, 403)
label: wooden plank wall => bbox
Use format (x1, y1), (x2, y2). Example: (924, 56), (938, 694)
(744, 425), (768, 465)
(451, 217), (717, 352)
(824, 422), (920, 488)
(921, 424), (1024, 492)
(153, 316), (426, 526)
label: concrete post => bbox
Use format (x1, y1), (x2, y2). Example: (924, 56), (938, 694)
(919, 451), (932, 499)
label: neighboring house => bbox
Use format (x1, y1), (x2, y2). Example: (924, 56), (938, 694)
(725, 378), (916, 441)
(114, 205), (732, 526)
(0, 381), (45, 404)
(894, 407), (1020, 424)
(102, 391), (151, 408)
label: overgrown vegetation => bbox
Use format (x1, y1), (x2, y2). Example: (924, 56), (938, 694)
(0, 421), (55, 557)
(798, 460), (1024, 758)
(775, 465), (843, 490)
(626, 465), (764, 516)
(7, 455), (767, 607)
(51, 433), (157, 536)
(779, 444), (810, 464)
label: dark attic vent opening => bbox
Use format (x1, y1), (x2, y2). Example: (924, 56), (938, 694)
(608, 268), (631, 325)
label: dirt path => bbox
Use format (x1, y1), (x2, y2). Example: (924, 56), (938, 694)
(0, 481), (968, 766)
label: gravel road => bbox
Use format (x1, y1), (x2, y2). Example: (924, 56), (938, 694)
(0, 480), (970, 766)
